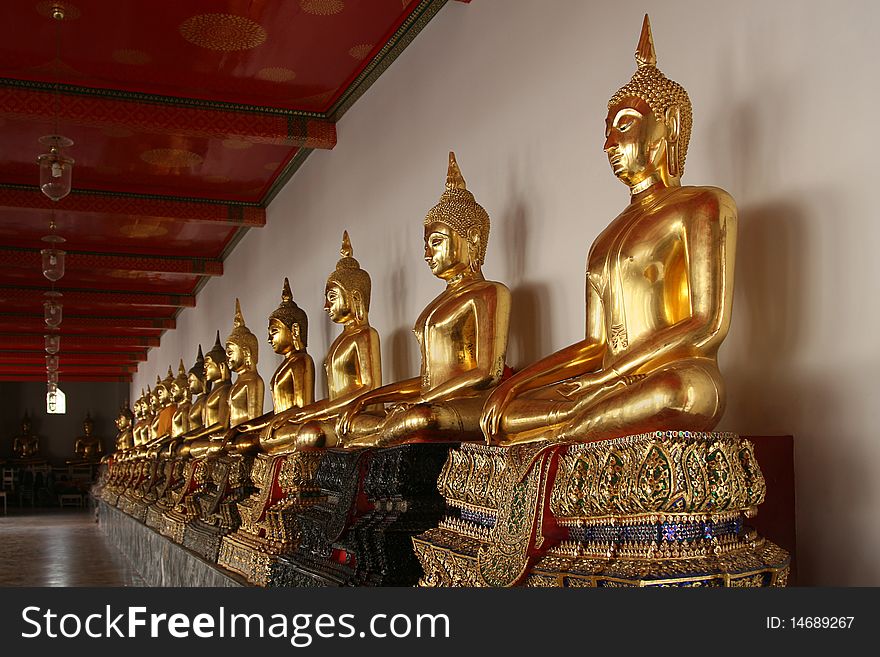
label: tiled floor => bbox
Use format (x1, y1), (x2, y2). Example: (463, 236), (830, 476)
(0, 507), (145, 586)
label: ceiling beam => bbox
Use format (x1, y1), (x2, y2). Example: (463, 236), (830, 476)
(0, 374), (131, 383)
(0, 83), (337, 150)
(0, 314), (175, 330)
(0, 333), (160, 348)
(0, 185), (266, 227)
(0, 349), (148, 362)
(0, 286), (195, 307)
(0, 247), (222, 276)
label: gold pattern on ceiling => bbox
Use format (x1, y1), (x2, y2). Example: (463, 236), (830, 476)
(112, 49), (152, 65)
(348, 44), (374, 60)
(178, 14), (268, 52)
(300, 0), (345, 17)
(256, 67), (297, 82)
(118, 222), (169, 239)
(140, 148), (204, 168)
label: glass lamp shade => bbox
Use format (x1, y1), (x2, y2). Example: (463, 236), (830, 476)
(45, 333), (60, 354)
(37, 136), (75, 202)
(47, 392), (57, 412)
(41, 247), (66, 281)
(47, 370), (59, 384)
(46, 355), (59, 370)
(43, 291), (62, 328)
(47, 382), (58, 394)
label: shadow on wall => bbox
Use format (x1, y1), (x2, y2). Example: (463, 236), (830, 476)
(498, 182), (553, 370)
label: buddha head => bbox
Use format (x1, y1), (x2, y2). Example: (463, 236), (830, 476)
(147, 384), (157, 413)
(155, 367), (174, 407)
(325, 231), (371, 325)
(605, 15), (692, 192)
(116, 402), (133, 432)
(21, 412), (31, 434)
(268, 278), (308, 355)
(423, 152), (490, 281)
(204, 331), (228, 382)
(83, 412), (94, 436)
(188, 344), (209, 395)
(226, 299), (259, 373)
(170, 359), (189, 403)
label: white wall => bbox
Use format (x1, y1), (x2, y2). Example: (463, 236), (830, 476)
(133, 0), (880, 585)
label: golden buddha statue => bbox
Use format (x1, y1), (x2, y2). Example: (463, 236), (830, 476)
(226, 278), (314, 454)
(261, 232), (380, 451)
(338, 152), (510, 448)
(114, 402), (134, 452)
(148, 368), (176, 445)
(70, 412), (102, 462)
(186, 345), (209, 434)
(481, 15), (737, 446)
(131, 390), (148, 448)
(178, 332), (231, 457)
(187, 301), (264, 457)
(12, 413), (39, 459)
(170, 359), (192, 438)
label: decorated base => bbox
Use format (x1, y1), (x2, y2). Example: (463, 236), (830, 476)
(413, 432), (791, 587)
(217, 452), (324, 585)
(275, 442), (456, 587)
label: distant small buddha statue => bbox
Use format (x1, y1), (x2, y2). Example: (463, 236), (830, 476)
(178, 332), (231, 457)
(225, 278), (314, 454)
(261, 232), (381, 451)
(186, 345), (210, 434)
(481, 16), (737, 445)
(170, 359), (192, 438)
(131, 390), (148, 448)
(71, 412), (103, 463)
(12, 413), (39, 459)
(338, 152), (511, 447)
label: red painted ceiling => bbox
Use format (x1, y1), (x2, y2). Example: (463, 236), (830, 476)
(0, 0), (448, 382)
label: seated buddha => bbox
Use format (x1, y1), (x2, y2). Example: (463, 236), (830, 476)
(225, 278), (315, 454)
(481, 16), (737, 446)
(177, 332), (231, 458)
(12, 413), (39, 460)
(170, 359), (192, 439)
(260, 231), (381, 452)
(338, 152), (510, 448)
(114, 402), (134, 453)
(186, 301), (264, 458)
(146, 368), (176, 449)
(70, 413), (103, 463)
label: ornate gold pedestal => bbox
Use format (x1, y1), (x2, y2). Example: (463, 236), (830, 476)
(145, 457), (187, 531)
(160, 458), (208, 543)
(413, 432), (790, 587)
(217, 451), (323, 585)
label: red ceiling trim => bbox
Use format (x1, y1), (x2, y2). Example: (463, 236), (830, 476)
(0, 314), (175, 329)
(0, 374), (131, 383)
(0, 185), (266, 226)
(0, 247), (222, 276)
(0, 349), (148, 362)
(0, 353), (143, 365)
(0, 333), (160, 347)
(0, 286), (195, 307)
(0, 84), (336, 150)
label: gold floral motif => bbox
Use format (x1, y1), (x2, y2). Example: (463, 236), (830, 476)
(179, 14), (267, 52)
(300, 0), (344, 16)
(140, 148), (203, 168)
(256, 67), (297, 82)
(348, 44), (374, 60)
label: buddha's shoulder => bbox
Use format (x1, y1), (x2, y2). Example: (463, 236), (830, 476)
(671, 185), (736, 213)
(465, 278), (510, 295)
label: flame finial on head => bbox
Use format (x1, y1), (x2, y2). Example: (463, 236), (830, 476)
(635, 14), (656, 68)
(340, 230), (353, 258)
(445, 152), (467, 191)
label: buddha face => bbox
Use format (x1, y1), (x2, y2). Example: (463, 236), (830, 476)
(325, 282), (353, 324)
(604, 97), (668, 188)
(170, 382), (182, 402)
(268, 318), (294, 355)
(117, 412), (130, 431)
(187, 372), (204, 395)
(83, 420), (93, 436)
(226, 341), (246, 371)
(155, 385), (169, 406)
(425, 222), (468, 281)
(204, 355), (221, 381)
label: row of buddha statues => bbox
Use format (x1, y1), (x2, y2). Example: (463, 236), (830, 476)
(96, 17), (787, 587)
(113, 14), (733, 462)
(7, 412), (104, 465)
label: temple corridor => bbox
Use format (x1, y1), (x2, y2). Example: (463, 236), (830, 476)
(0, 509), (143, 586)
